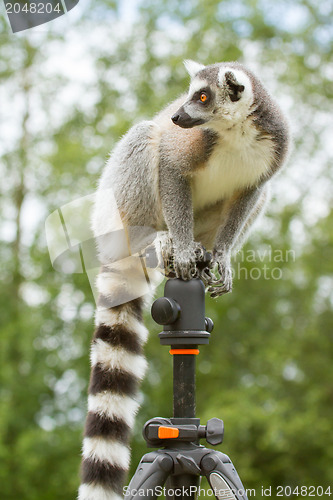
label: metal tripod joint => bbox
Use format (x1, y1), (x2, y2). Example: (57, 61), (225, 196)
(125, 448), (249, 500)
(143, 417), (224, 448)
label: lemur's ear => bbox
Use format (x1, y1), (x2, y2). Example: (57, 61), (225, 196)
(184, 60), (205, 79)
(220, 70), (245, 102)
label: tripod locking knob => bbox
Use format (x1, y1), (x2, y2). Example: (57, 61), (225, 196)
(151, 297), (180, 325)
(205, 317), (214, 333)
(205, 418), (224, 445)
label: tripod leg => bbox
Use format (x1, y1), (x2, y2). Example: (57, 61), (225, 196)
(201, 452), (249, 500)
(125, 451), (173, 500)
(165, 474), (200, 500)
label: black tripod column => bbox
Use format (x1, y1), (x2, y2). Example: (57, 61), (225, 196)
(151, 278), (213, 500)
(172, 351), (197, 418)
(151, 278), (212, 419)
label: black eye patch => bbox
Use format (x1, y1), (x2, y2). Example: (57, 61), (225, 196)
(225, 71), (245, 102)
(192, 88), (213, 103)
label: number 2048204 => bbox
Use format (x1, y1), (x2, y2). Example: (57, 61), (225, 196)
(6, 3), (62, 14)
(276, 485), (331, 496)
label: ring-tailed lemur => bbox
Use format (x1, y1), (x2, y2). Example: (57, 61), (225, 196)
(78, 60), (290, 500)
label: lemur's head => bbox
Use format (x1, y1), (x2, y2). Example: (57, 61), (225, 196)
(171, 60), (255, 130)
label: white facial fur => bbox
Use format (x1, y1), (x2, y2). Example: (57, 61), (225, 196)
(188, 78), (209, 97)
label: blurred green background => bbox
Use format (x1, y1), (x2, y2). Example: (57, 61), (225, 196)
(0, 0), (332, 498)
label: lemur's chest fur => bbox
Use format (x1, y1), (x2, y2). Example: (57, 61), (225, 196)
(191, 119), (275, 210)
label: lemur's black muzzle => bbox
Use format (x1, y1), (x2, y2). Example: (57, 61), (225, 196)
(171, 106), (206, 129)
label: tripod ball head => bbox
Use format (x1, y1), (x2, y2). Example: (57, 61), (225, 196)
(151, 278), (214, 346)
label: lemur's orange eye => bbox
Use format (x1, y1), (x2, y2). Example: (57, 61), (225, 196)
(200, 92), (208, 103)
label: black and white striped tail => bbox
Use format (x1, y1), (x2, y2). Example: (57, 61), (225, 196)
(78, 293), (149, 500)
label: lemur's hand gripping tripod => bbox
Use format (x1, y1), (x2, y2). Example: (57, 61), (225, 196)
(125, 260), (249, 500)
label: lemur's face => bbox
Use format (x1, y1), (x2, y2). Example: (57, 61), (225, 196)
(171, 61), (254, 130)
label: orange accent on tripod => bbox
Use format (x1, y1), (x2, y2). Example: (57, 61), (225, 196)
(158, 426), (180, 439)
(169, 349), (200, 355)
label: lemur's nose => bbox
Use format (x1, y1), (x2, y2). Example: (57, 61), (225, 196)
(171, 113), (180, 124)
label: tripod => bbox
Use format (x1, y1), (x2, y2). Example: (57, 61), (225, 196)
(125, 274), (249, 500)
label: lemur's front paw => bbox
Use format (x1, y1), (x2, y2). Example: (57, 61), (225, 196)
(207, 253), (233, 297)
(173, 242), (206, 280)
(154, 232), (174, 270)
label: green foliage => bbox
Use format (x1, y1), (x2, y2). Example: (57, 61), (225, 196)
(0, 0), (332, 498)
